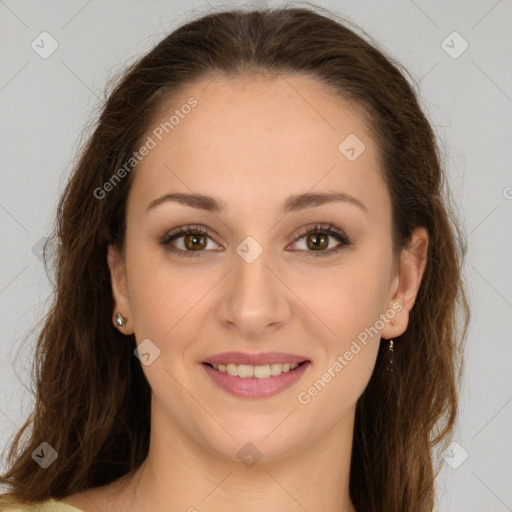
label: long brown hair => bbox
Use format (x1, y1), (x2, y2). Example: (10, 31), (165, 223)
(0, 3), (469, 511)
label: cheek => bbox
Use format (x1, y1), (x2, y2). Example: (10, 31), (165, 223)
(303, 247), (393, 399)
(303, 252), (393, 343)
(124, 241), (186, 338)
(126, 245), (227, 358)
(298, 262), (390, 415)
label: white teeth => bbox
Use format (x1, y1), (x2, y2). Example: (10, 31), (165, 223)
(237, 364), (253, 378)
(210, 362), (300, 378)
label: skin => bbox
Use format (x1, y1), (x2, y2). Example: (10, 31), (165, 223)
(62, 72), (428, 512)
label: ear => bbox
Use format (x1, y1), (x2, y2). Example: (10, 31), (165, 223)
(380, 226), (428, 340)
(107, 243), (134, 335)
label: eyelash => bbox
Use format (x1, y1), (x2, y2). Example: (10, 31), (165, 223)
(159, 223), (351, 258)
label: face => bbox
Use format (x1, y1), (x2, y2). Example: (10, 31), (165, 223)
(108, 72), (427, 464)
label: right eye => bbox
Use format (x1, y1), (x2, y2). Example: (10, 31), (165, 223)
(160, 225), (221, 257)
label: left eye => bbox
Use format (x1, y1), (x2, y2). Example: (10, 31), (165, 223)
(160, 223), (351, 258)
(288, 223), (351, 257)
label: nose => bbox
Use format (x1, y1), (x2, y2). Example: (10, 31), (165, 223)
(215, 240), (292, 338)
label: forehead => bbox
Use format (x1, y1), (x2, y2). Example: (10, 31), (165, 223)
(129, 72), (386, 218)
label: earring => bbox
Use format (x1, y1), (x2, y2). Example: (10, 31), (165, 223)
(385, 339), (394, 372)
(114, 312), (127, 328)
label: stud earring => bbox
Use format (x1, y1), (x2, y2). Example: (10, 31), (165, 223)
(114, 312), (127, 328)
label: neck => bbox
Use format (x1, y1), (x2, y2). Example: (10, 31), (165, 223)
(115, 404), (357, 512)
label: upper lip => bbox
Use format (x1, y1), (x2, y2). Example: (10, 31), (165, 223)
(202, 352), (309, 366)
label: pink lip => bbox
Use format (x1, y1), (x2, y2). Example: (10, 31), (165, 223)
(202, 361), (311, 398)
(203, 351), (309, 366)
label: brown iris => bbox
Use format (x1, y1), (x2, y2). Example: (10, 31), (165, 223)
(183, 233), (207, 251)
(306, 232), (329, 251)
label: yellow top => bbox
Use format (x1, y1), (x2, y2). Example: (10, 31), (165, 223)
(0, 499), (83, 511)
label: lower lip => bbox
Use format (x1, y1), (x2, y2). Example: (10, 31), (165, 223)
(202, 362), (311, 398)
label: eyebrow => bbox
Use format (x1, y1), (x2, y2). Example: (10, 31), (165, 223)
(146, 191), (367, 215)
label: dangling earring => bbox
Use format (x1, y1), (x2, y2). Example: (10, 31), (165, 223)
(385, 339), (394, 372)
(114, 312), (127, 328)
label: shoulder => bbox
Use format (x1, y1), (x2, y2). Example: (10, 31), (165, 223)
(0, 497), (83, 512)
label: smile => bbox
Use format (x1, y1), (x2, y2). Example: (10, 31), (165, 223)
(202, 360), (311, 398)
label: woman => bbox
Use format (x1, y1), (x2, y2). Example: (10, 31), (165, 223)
(0, 4), (469, 511)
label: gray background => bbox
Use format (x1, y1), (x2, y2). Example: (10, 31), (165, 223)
(1, 0), (511, 510)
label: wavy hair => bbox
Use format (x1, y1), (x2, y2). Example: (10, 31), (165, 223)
(1, 3), (469, 511)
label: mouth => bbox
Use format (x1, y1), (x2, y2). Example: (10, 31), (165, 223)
(201, 352), (311, 398)
(202, 360), (309, 379)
